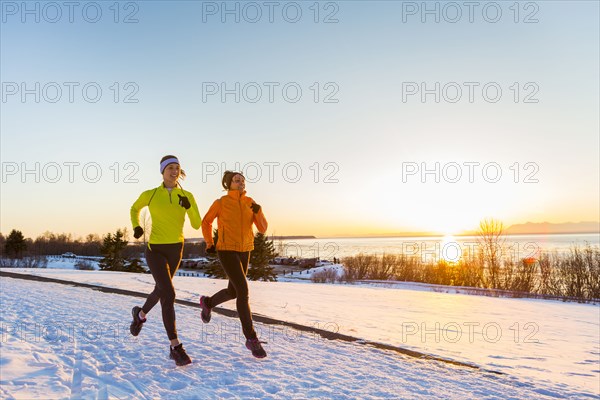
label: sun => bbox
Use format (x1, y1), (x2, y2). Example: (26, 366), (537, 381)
(440, 234), (462, 263)
(398, 201), (481, 236)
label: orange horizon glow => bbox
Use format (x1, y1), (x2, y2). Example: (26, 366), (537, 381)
(2, 214), (599, 241)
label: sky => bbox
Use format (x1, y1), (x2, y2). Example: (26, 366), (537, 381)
(1, 0), (599, 239)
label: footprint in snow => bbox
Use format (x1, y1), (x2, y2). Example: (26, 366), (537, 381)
(169, 380), (188, 390)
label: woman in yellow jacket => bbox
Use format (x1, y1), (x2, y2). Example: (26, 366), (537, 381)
(129, 155), (201, 366)
(200, 170), (268, 358)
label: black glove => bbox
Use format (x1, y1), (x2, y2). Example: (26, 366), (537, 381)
(133, 226), (144, 239)
(178, 194), (191, 210)
(250, 202), (261, 214)
(206, 245), (216, 254)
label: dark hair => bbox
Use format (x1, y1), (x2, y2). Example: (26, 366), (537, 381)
(160, 154), (186, 178)
(222, 170), (244, 190)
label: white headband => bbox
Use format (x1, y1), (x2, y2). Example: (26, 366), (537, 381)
(160, 157), (179, 173)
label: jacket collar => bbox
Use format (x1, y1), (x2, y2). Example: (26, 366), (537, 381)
(226, 190), (246, 199)
(159, 182), (180, 191)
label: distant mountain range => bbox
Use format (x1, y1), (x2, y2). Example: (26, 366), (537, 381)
(504, 221), (600, 235)
(328, 222), (600, 238)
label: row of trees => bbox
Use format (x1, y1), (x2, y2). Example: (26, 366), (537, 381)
(0, 230), (208, 259)
(2, 228), (279, 281)
(1, 230), (103, 258)
(1, 229), (143, 273)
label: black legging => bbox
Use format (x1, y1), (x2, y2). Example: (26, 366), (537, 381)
(207, 250), (256, 340)
(142, 243), (183, 341)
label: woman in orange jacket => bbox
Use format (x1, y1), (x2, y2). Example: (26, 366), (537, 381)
(199, 170), (268, 358)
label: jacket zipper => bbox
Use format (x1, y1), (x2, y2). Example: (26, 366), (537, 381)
(239, 197), (243, 251)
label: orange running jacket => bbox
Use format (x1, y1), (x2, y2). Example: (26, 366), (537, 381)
(202, 190), (268, 252)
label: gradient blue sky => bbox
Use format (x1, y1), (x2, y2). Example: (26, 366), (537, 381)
(1, 1), (599, 239)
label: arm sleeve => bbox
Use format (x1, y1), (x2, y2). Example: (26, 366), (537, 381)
(130, 190), (151, 228)
(185, 191), (202, 230)
(201, 199), (221, 246)
(252, 201), (268, 234)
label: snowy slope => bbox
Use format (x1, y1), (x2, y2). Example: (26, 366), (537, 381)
(2, 268), (599, 398)
(1, 277), (595, 399)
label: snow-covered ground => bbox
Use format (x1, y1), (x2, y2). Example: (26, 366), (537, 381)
(1, 266), (598, 399)
(44, 257), (101, 271)
(1, 275), (597, 400)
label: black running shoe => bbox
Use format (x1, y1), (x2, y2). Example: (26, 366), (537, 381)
(170, 343), (192, 366)
(199, 295), (212, 323)
(245, 338), (267, 359)
(130, 306), (146, 336)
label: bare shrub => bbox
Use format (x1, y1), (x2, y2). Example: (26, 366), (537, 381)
(454, 253), (484, 287)
(311, 268), (339, 283)
(335, 241), (599, 302)
(511, 258), (538, 293)
(0, 257), (19, 268)
(583, 245), (600, 300)
(342, 254), (377, 281)
(75, 259), (96, 270)
(371, 254), (396, 280)
(393, 255), (420, 282)
(0, 256), (47, 268)
(559, 246), (588, 299)
(538, 252), (561, 296)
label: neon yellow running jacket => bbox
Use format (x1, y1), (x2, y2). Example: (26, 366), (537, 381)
(131, 184), (201, 244)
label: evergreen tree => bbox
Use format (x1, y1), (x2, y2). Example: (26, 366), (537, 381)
(248, 232), (277, 282)
(0, 232), (6, 257)
(125, 257), (146, 273)
(5, 229), (27, 259)
(99, 229), (128, 271)
(204, 229), (227, 278)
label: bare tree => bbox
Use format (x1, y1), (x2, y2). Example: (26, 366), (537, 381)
(477, 218), (505, 288)
(372, 253), (396, 280)
(140, 209), (152, 244)
(342, 253), (378, 281)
